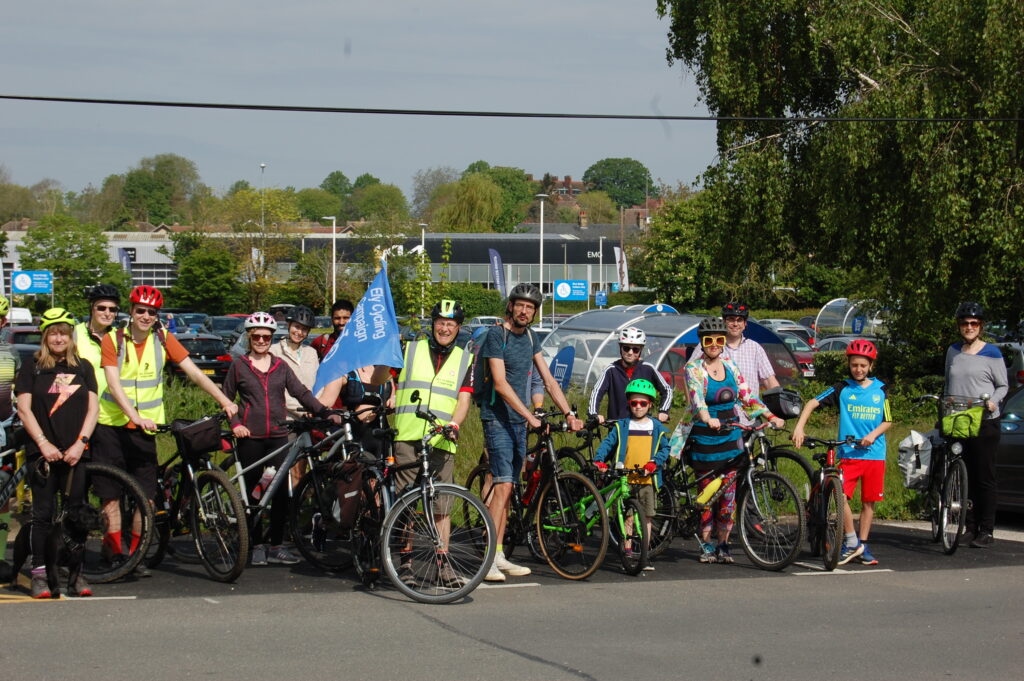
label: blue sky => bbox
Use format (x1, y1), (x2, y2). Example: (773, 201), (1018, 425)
(1, 2), (717, 199)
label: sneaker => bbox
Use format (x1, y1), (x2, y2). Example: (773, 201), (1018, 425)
(31, 572), (52, 599)
(716, 541), (735, 564)
(436, 562), (468, 588)
(642, 563), (656, 572)
(493, 551), (531, 577)
(483, 562), (506, 582)
(133, 563), (152, 578)
(267, 545), (301, 565)
(398, 558), (417, 588)
(699, 541), (718, 564)
(838, 542), (864, 565)
(68, 574), (92, 597)
(859, 544), (878, 566)
(251, 544), (268, 566)
(969, 532), (994, 548)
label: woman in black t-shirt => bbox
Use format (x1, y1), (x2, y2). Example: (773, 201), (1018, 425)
(15, 308), (98, 598)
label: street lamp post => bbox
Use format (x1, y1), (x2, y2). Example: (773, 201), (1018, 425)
(259, 163), (266, 229)
(536, 193), (548, 326)
(419, 223), (428, 318)
(323, 216), (337, 303)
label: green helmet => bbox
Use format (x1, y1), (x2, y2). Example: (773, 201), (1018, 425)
(39, 307), (77, 332)
(625, 378), (657, 400)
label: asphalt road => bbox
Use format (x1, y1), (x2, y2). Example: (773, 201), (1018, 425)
(4, 521), (1024, 681)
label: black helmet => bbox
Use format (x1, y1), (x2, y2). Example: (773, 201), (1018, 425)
(697, 317), (728, 337)
(286, 305), (316, 329)
(88, 283), (121, 305)
(430, 299), (465, 324)
(721, 301), (750, 319)
(955, 301), (985, 321)
(508, 283), (543, 307)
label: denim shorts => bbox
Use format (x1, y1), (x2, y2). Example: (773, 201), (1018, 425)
(482, 419), (527, 484)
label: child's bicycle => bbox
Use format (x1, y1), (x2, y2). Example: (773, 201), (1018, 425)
(591, 461), (651, 575)
(794, 435), (855, 571)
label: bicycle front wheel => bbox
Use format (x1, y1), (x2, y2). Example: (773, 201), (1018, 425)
(190, 469), (249, 582)
(81, 462), (155, 583)
(616, 498), (649, 576)
(648, 481), (677, 558)
(941, 458), (968, 554)
(381, 484), (496, 604)
(821, 476), (844, 571)
(736, 471), (804, 571)
(535, 471), (608, 580)
(765, 448), (814, 501)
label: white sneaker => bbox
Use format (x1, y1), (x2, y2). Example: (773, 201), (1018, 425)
(483, 563), (506, 582)
(493, 551), (531, 577)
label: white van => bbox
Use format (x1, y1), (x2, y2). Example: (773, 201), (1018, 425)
(8, 307), (32, 324)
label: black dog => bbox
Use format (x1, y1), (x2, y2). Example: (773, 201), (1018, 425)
(10, 504), (106, 597)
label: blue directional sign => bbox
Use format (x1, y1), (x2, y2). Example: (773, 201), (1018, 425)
(644, 304), (678, 314)
(11, 270), (53, 294)
(549, 346), (575, 391)
(851, 316), (866, 335)
(553, 279), (589, 301)
(595, 291), (608, 307)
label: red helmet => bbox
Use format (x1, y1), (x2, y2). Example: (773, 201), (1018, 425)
(130, 285), (163, 309)
(845, 339), (877, 361)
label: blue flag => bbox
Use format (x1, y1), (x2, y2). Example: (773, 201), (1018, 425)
(488, 248), (506, 298)
(313, 261), (404, 395)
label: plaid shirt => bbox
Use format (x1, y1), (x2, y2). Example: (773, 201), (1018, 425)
(691, 336), (774, 424)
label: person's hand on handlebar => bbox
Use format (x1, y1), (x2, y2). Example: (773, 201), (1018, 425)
(567, 413), (583, 432)
(526, 413), (543, 430)
(768, 416), (785, 430)
(704, 416), (721, 430)
(443, 423), (460, 442)
(232, 424), (251, 438)
(643, 461), (658, 476)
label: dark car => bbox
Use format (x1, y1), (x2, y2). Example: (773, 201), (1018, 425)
(997, 388), (1024, 511)
(0, 325), (42, 366)
(177, 313), (212, 333)
(777, 331), (816, 378)
(168, 332), (233, 384)
(210, 315), (244, 344)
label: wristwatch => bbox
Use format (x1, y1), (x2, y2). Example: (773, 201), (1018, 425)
(80, 435), (90, 445)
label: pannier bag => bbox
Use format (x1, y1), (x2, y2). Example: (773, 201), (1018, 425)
(762, 387), (803, 420)
(171, 416), (223, 459)
(940, 406), (984, 439)
(898, 429), (934, 491)
(333, 461), (365, 529)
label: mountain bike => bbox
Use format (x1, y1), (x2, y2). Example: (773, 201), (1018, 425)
(592, 462), (650, 575)
(796, 435), (853, 571)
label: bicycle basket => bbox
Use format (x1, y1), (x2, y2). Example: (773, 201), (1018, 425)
(939, 399), (984, 439)
(171, 416), (223, 460)
(761, 387), (803, 420)
(897, 429), (934, 491)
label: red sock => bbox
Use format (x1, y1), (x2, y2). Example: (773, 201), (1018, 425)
(129, 532), (142, 555)
(103, 531), (123, 555)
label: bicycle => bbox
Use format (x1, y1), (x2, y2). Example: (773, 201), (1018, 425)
(1, 424), (155, 584)
(796, 435), (854, 571)
(465, 408), (609, 580)
(591, 462), (651, 575)
(660, 422), (806, 570)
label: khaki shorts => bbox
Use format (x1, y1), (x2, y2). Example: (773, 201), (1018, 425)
(632, 483), (657, 519)
(392, 440), (455, 493)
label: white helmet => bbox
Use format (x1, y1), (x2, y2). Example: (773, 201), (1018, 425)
(244, 311), (277, 331)
(618, 326), (646, 345)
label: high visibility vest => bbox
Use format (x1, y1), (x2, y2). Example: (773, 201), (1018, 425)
(98, 327), (166, 427)
(74, 322), (108, 406)
(393, 340), (473, 454)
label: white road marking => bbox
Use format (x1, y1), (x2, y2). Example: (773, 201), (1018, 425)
(793, 568), (894, 576)
(477, 582), (541, 589)
(204, 597), (220, 604)
(62, 596), (139, 601)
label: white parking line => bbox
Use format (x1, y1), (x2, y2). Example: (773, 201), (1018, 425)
(204, 597), (220, 604)
(793, 566), (894, 576)
(62, 596), (139, 601)
(477, 582), (542, 589)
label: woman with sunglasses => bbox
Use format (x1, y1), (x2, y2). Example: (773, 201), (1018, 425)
(945, 302), (1007, 548)
(672, 317), (783, 564)
(223, 312), (340, 566)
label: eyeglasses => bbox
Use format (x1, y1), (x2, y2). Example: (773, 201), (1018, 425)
(94, 305), (119, 313)
(250, 333), (273, 342)
(133, 307), (158, 318)
(701, 335), (727, 347)
(620, 345), (643, 354)
(628, 399), (651, 408)
(958, 320), (981, 328)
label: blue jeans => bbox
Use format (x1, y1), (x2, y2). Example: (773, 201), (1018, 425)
(482, 419), (527, 484)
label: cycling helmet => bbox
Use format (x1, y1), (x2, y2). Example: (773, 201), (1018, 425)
(507, 283), (543, 307)
(721, 302), (750, 319)
(39, 307), (77, 332)
(697, 317), (728, 337)
(431, 299), (465, 324)
(129, 285), (163, 309)
(618, 326), (647, 345)
(845, 339), (878, 361)
(0, 295), (8, 317)
(954, 301), (985, 321)
(88, 283), (121, 304)
(244, 311), (277, 331)
(625, 378), (658, 400)
(286, 305), (316, 329)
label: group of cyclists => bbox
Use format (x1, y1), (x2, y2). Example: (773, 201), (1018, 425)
(0, 275), (1008, 597)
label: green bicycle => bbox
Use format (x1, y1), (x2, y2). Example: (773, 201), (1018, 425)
(592, 462), (652, 575)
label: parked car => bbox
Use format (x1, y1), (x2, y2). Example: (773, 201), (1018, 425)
(0, 325), (41, 365)
(465, 315), (502, 329)
(168, 332), (233, 384)
(177, 313), (212, 333)
(777, 331), (816, 378)
(757, 319), (816, 347)
(315, 316), (331, 330)
(998, 343), (1024, 390)
(814, 335), (878, 353)
(209, 315), (245, 344)
(997, 388), (1024, 511)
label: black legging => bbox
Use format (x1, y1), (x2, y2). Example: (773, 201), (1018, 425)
(958, 418), (1001, 535)
(29, 458), (88, 567)
(236, 437), (290, 546)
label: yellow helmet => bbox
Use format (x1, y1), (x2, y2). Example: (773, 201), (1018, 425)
(39, 307), (77, 332)
(0, 296), (9, 316)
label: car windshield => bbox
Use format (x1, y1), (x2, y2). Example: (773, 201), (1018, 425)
(211, 317), (241, 332)
(780, 334), (811, 352)
(13, 332), (42, 344)
(180, 339), (227, 356)
(179, 314), (208, 326)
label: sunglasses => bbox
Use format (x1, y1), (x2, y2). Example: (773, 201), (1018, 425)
(250, 333), (273, 342)
(628, 399), (651, 408)
(958, 320), (981, 328)
(133, 307), (158, 318)
(94, 305), (119, 313)
(620, 345), (643, 354)
(701, 335), (727, 347)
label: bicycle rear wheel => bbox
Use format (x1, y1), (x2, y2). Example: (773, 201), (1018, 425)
(648, 481), (677, 558)
(81, 462), (155, 583)
(940, 458), (968, 555)
(736, 471), (804, 571)
(535, 471), (608, 580)
(556, 447), (589, 476)
(765, 448), (813, 501)
(821, 476), (844, 571)
(190, 469), (249, 582)
(290, 470), (355, 572)
(616, 498), (649, 575)
(381, 484), (496, 604)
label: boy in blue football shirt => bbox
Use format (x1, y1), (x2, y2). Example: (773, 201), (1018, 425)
(793, 339), (892, 565)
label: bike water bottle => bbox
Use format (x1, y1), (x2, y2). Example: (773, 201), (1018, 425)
(696, 475), (724, 505)
(252, 466), (276, 500)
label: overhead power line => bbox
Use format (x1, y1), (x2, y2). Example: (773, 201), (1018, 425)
(0, 93), (1019, 124)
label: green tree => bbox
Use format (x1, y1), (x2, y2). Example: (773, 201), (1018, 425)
(582, 158), (657, 208)
(320, 171), (352, 198)
(0, 183), (39, 222)
(634, 193), (713, 308)
(168, 240), (241, 314)
(463, 160), (490, 176)
(411, 166), (459, 218)
(429, 173), (503, 232)
(18, 215), (130, 314)
(351, 183), (408, 221)
(295, 187), (342, 222)
(227, 180), (252, 196)
(352, 173), (381, 191)
(484, 166), (534, 232)
(575, 190), (617, 224)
